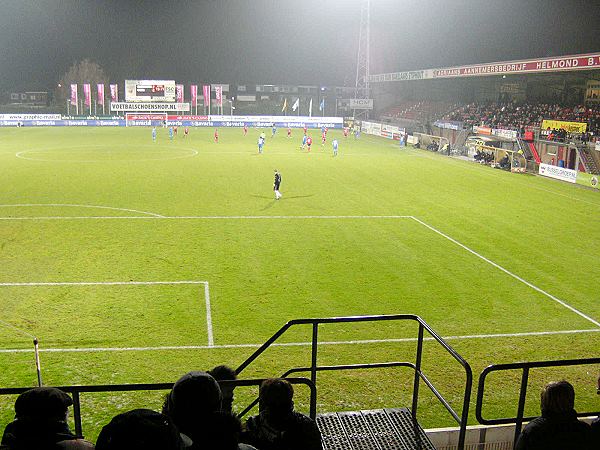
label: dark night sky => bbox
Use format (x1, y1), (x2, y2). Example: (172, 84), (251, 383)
(1, 0), (599, 91)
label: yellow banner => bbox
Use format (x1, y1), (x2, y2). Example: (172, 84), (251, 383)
(541, 119), (587, 133)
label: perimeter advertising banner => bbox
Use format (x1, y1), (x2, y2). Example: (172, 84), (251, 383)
(538, 163), (577, 183)
(541, 120), (587, 133)
(125, 80), (176, 102)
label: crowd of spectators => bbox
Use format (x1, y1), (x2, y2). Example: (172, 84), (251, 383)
(441, 101), (600, 135)
(0, 368), (323, 450)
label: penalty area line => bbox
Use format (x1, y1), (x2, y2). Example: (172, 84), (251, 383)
(0, 328), (598, 353)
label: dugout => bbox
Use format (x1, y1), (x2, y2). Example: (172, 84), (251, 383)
(474, 143), (527, 172)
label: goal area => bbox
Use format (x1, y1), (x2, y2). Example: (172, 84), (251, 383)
(125, 113), (168, 127)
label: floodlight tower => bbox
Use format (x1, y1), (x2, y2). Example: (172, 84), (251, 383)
(353, 0), (370, 120)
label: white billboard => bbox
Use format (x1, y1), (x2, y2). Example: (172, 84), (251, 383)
(349, 98), (374, 109)
(111, 102), (190, 112)
(125, 80), (176, 102)
(538, 163), (577, 183)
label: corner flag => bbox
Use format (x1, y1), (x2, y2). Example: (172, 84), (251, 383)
(292, 98), (299, 112)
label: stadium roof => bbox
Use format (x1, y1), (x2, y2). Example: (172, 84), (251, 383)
(370, 52), (600, 83)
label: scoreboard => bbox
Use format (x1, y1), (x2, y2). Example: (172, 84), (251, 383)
(125, 80), (176, 102)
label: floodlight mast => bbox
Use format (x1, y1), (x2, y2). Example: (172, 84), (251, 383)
(354, 0), (370, 120)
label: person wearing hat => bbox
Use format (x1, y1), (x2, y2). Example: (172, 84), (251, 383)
(1, 386), (93, 449)
(95, 409), (182, 450)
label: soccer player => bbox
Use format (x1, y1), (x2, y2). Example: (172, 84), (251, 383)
(301, 134), (307, 150)
(152, 127), (157, 142)
(273, 169), (282, 200)
(214, 128), (219, 143)
(174, 126), (178, 136)
(258, 135), (265, 154)
(168, 126), (174, 141)
(306, 136), (313, 152)
(287, 127), (292, 138)
(243, 124), (248, 136)
(343, 127), (349, 138)
(271, 125), (277, 137)
(321, 132), (326, 146)
(332, 138), (339, 156)
(184, 127), (189, 138)
(303, 125), (307, 135)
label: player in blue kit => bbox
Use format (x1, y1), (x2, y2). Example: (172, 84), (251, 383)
(168, 126), (174, 140)
(301, 134), (307, 150)
(332, 138), (339, 156)
(258, 135), (265, 154)
(152, 127), (157, 142)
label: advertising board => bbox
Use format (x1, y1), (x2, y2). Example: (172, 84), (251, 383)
(125, 80), (176, 102)
(538, 163), (577, 183)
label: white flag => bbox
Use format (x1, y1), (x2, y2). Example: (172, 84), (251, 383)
(309, 98), (313, 117)
(292, 98), (299, 111)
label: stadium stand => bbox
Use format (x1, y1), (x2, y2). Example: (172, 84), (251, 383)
(382, 101), (457, 123)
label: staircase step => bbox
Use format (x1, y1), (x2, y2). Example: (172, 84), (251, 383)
(317, 408), (437, 450)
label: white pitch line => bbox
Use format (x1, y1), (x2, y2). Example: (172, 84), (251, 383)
(0, 281), (207, 287)
(0, 203), (165, 218)
(204, 282), (214, 347)
(0, 328), (598, 353)
(0, 215), (414, 220)
(411, 216), (600, 328)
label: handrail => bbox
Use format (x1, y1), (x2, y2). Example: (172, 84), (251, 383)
(475, 357), (600, 447)
(0, 377), (315, 440)
(234, 314), (473, 450)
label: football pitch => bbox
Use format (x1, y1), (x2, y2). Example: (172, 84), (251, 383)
(0, 126), (599, 438)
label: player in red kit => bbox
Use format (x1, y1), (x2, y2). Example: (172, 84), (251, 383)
(174, 126), (178, 136)
(287, 127), (292, 138)
(303, 125), (307, 135)
(321, 132), (326, 146)
(306, 136), (313, 152)
(343, 127), (349, 138)
(214, 128), (219, 143)
(184, 127), (189, 138)
(243, 124), (248, 136)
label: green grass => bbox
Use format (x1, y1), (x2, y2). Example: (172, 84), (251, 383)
(0, 126), (599, 440)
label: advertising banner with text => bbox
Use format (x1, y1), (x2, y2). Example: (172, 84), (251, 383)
(539, 163), (577, 183)
(541, 120), (587, 133)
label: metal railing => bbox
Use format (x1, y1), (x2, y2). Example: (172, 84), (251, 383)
(234, 314), (473, 450)
(0, 377), (315, 440)
(475, 357), (600, 447)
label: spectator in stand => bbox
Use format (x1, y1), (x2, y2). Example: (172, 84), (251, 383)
(162, 371), (255, 450)
(1, 387), (94, 450)
(95, 409), (182, 450)
(162, 371), (222, 448)
(242, 378), (322, 450)
(515, 380), (592, 450)
(591, 374), (600, 446)
(208, 365), (237, 414)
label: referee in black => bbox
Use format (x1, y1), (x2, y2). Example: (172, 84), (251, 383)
(274, 169), (282, 200)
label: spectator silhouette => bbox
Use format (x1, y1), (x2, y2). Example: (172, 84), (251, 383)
(591, 374), (600, 446)
(1, 387), (94, 450)
(208, 365), (237, 414)
(515, 380), (592, 450)
(243, 378), (322, 450)
(95, 409), (181, 450)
